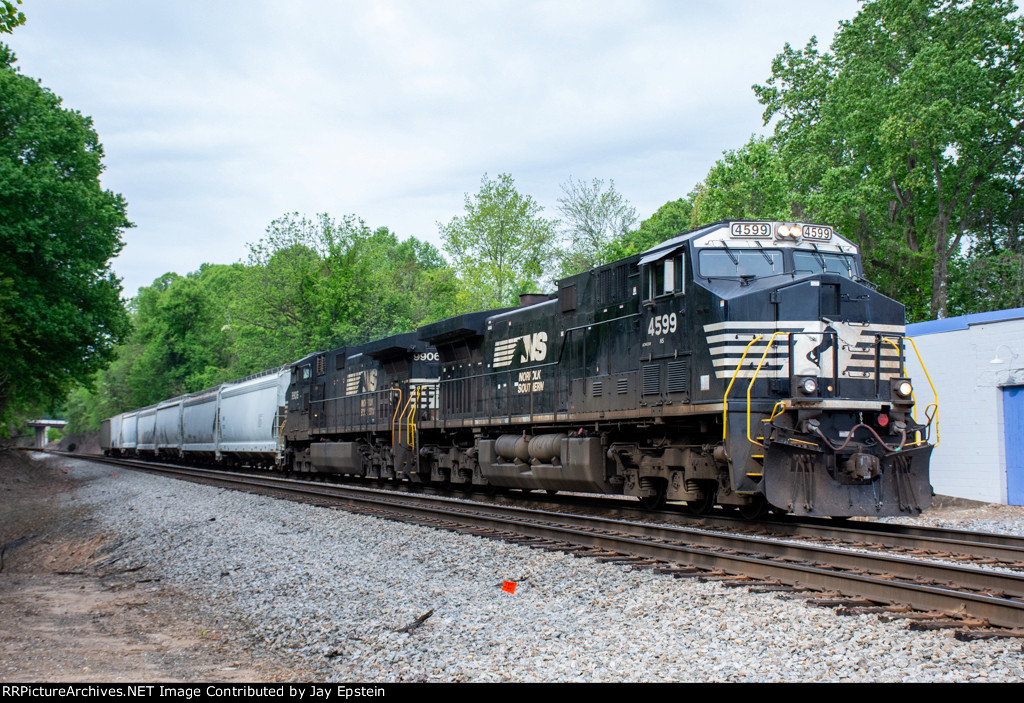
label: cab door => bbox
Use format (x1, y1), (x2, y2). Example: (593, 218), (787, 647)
(640, 251), (689, 404)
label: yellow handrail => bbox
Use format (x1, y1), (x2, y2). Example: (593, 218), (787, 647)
(885, 336), (939, 447)
(392, 388), (406, 448)
(879, 336), (916, 424)
(406, 385), (421, 448)
(723, 335), (763, 441)
(746, 332), (790, 446)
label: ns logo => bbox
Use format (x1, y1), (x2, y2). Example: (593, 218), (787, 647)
(493, 331), (548, 368)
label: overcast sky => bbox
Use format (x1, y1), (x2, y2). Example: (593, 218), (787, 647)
(6, 1), (861, 298)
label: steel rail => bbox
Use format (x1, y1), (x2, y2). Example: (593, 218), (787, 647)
(81, 455), (1024, 629)
(724, 517), (1024, 564)
(66, 453), (1024, 560)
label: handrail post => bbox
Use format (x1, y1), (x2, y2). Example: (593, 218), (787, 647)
(391, 387), (404, 448)
(885, 336), (939, 446)
(723, 335), (764, 442)
(746, 331), (789, 446)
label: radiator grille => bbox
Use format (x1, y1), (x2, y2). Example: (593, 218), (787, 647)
(642, 365), (660, 395)
(667, 360), (688, 394)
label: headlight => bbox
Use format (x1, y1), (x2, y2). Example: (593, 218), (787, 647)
(777, 223), (803, 239)
(896, 380), (913, 398)
(800, 377), (818, 395)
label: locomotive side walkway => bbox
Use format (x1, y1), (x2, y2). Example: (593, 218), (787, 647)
(3, 452), (1023, 682)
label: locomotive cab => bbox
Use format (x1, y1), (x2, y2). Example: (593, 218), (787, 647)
(676, 221), (934, 517)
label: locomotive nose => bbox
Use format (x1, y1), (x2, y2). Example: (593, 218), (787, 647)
(772, 274), (871, 327)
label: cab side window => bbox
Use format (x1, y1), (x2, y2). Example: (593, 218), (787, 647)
(645, 254), (685, 301)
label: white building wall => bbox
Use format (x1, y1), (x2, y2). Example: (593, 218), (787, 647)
(905, 317), (1024, 503)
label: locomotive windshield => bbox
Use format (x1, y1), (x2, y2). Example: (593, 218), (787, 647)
(697, 248), (859, 280)
(699, 249), (783, 278)
(793, 251), (857, 278)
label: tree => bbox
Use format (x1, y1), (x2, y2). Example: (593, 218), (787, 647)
(439, 173), (557, 309)
(555, 176), (636, 277)
(233, 213), (457, 371)
(755, 0), (1024, 319)
(0, 44), (130, 427)
(690, 136), (794, 226)
(605, 196), (695, 260)
(126, 265), (243, 405)
(63, 264), (243, 433)
(0, 1), (24, 34)
(67, 213), (458, 430)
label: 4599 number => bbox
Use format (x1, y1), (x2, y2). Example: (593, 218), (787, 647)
(647, 313), (678, 337)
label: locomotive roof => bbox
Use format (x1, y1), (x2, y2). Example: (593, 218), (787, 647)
(293, 350), (328, 366)
(638, 219), (857, 264)
(359, 331), (420, 360)
(419, 309), (510, 344)
(639, 221), (725, 262)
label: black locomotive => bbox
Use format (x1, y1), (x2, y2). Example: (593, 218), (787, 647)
(281, 220), (933, 518)
(105, 220), (935, 518)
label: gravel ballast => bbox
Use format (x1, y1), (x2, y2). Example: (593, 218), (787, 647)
(57, 456), (1024, 682)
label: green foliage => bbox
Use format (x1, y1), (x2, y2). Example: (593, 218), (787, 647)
(233, 213), (457, 371)
(65, 264), (242, 433)
(690, 136), (794, 226)
(439, 173), (557, 309)
(129, 265), (244, 405)
(64, 342), (140, 434)
(755, 0), (1024, 320)
(0, 44), (130, 428)
(66, 213), (458, 430)
(0, 1), (24, 34)
(605, 197), (695, 260)
(949, 249), (1024, 316)
(555, 177), (636, 277)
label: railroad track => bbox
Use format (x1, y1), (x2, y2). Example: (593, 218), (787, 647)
(63, 453), (1024, 634)
(500, 493), (1024, 569)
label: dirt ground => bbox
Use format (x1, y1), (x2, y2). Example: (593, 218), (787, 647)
(0, 450), (317, 682)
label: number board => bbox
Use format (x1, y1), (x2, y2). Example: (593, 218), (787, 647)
(730, 222), (773, 238)
(801, 224), (833, 241)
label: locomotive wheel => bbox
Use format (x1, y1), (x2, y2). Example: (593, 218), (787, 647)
(685, 490), (715, 516)
(638, 481), (667, 511)
(738, 496), (769, 520)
